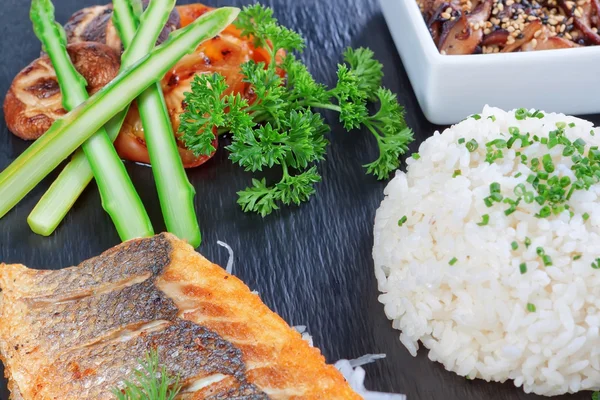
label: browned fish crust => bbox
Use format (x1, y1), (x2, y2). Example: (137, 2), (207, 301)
(0, 234), (359, 399)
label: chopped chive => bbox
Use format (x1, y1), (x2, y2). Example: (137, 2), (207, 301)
(411, 153), (420, 160)
(466, 139), (479, 152)
(591, 130), (596, 136)
(472, 114), (482, 120)
(449, 257), (458, 266)
(490, 182), (501, 193)
(536, 205), (552, 218)
(511, 241), (518, 250)
(592, 259), (600, 269)
(515, 172), (522, 178)
(514, 183), (526, 196)
(556, 121), (567, 129)
(458, 138), (466, 144)
(568, 122), (576, 128)
(559, 176), (571, 187)
(573, 254), (582, 260)
(524, 192), (534, 203)
(537, 171), (549, 180)
(508, 127), (520, 135)
(453, 170), (462, 178)
(527, 303), (536, 312)
(488, 115), (497, 122)
(490, 192), (503, 202)
(477, 214), (490, 226)
(515, 108), (527, 120)
(504, 206), (517, 216)
(524, 237), (531, 248)
(484, 197), (494, 207)
(542, 154), (554, 173)
(398, 215), (407, 227)
(536, 247), (545, 256)
(574, 138), (586, 154)
(542, 255), (553, 266)
(530, 110), (544, 119)
(519, 263), (527, 274)
(583, 212), (590, 221)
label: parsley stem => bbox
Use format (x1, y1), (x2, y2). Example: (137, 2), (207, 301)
(308, 102), (343, 113)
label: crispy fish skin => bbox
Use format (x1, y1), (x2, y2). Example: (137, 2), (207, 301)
(0, 234), (359, 399)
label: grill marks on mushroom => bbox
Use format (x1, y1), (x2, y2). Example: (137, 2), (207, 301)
(3, 42), (120, 141)
(64, 1), (181, 53)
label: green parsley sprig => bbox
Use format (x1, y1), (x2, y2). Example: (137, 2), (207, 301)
(113, 351), (181, 400)
(179, 4), (413, 216)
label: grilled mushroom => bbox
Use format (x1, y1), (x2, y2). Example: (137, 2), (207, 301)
(438, 0), (493, 55)
(64, 1), (180, 53)
(558, 0), (600, 45)
(3, 42), (120, 140)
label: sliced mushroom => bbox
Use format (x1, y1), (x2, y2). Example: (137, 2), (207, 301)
(501, 20), (543, 52)
(482, 29), (510, 46)
(426, 2), (453, 46)
(558, 0), (600, 45)
(64, 1), (180, 53)
(521, 26), (581, 51)
(3, 42), (120, 140)
(438, 0), (493, 55)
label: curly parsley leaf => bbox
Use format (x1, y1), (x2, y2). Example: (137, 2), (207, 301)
(179, 4), (413, 216)
(343, 47), (384, 101)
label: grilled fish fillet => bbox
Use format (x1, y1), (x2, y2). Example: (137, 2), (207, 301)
(0, 233), (360, 399)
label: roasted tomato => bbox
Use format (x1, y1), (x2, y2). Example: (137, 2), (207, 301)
(116, 3), (273, 169)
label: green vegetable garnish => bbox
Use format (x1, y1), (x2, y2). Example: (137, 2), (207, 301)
(477, 214), (490, 226)
(27, 0), (153, 240)
(113, 351), (181, 400)
(0, 6), (240, 222)
(527, 303), (536, 312)
(398, 215), (407, 227)
(113, 0), (200, 246)
(449, 257), (458, 266)
(466, 139), (479, 152)
(511, 241), (518, 250)
(179, 5), (413, 216)
(519, 263), (527, 274)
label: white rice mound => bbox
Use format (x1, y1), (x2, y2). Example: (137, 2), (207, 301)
(373, 106), (600, 396)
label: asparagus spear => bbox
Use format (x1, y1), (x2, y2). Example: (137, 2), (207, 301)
(28, 0), (153, 241)
(28, 114), (126, 237)
(29, 0), (167, 238)
(0, 6), (240, 220)
(113, 0), (201, 247)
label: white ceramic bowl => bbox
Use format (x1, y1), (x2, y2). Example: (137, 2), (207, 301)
(380, 0), (600, 125)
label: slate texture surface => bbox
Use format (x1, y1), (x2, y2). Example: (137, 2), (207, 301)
(0, 0), (599, 399)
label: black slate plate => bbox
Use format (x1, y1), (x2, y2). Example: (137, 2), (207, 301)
(1, 0), (599, 399)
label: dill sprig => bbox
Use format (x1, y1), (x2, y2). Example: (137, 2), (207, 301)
(179, 4), (413, 216)
(113, 351), (181, 400)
